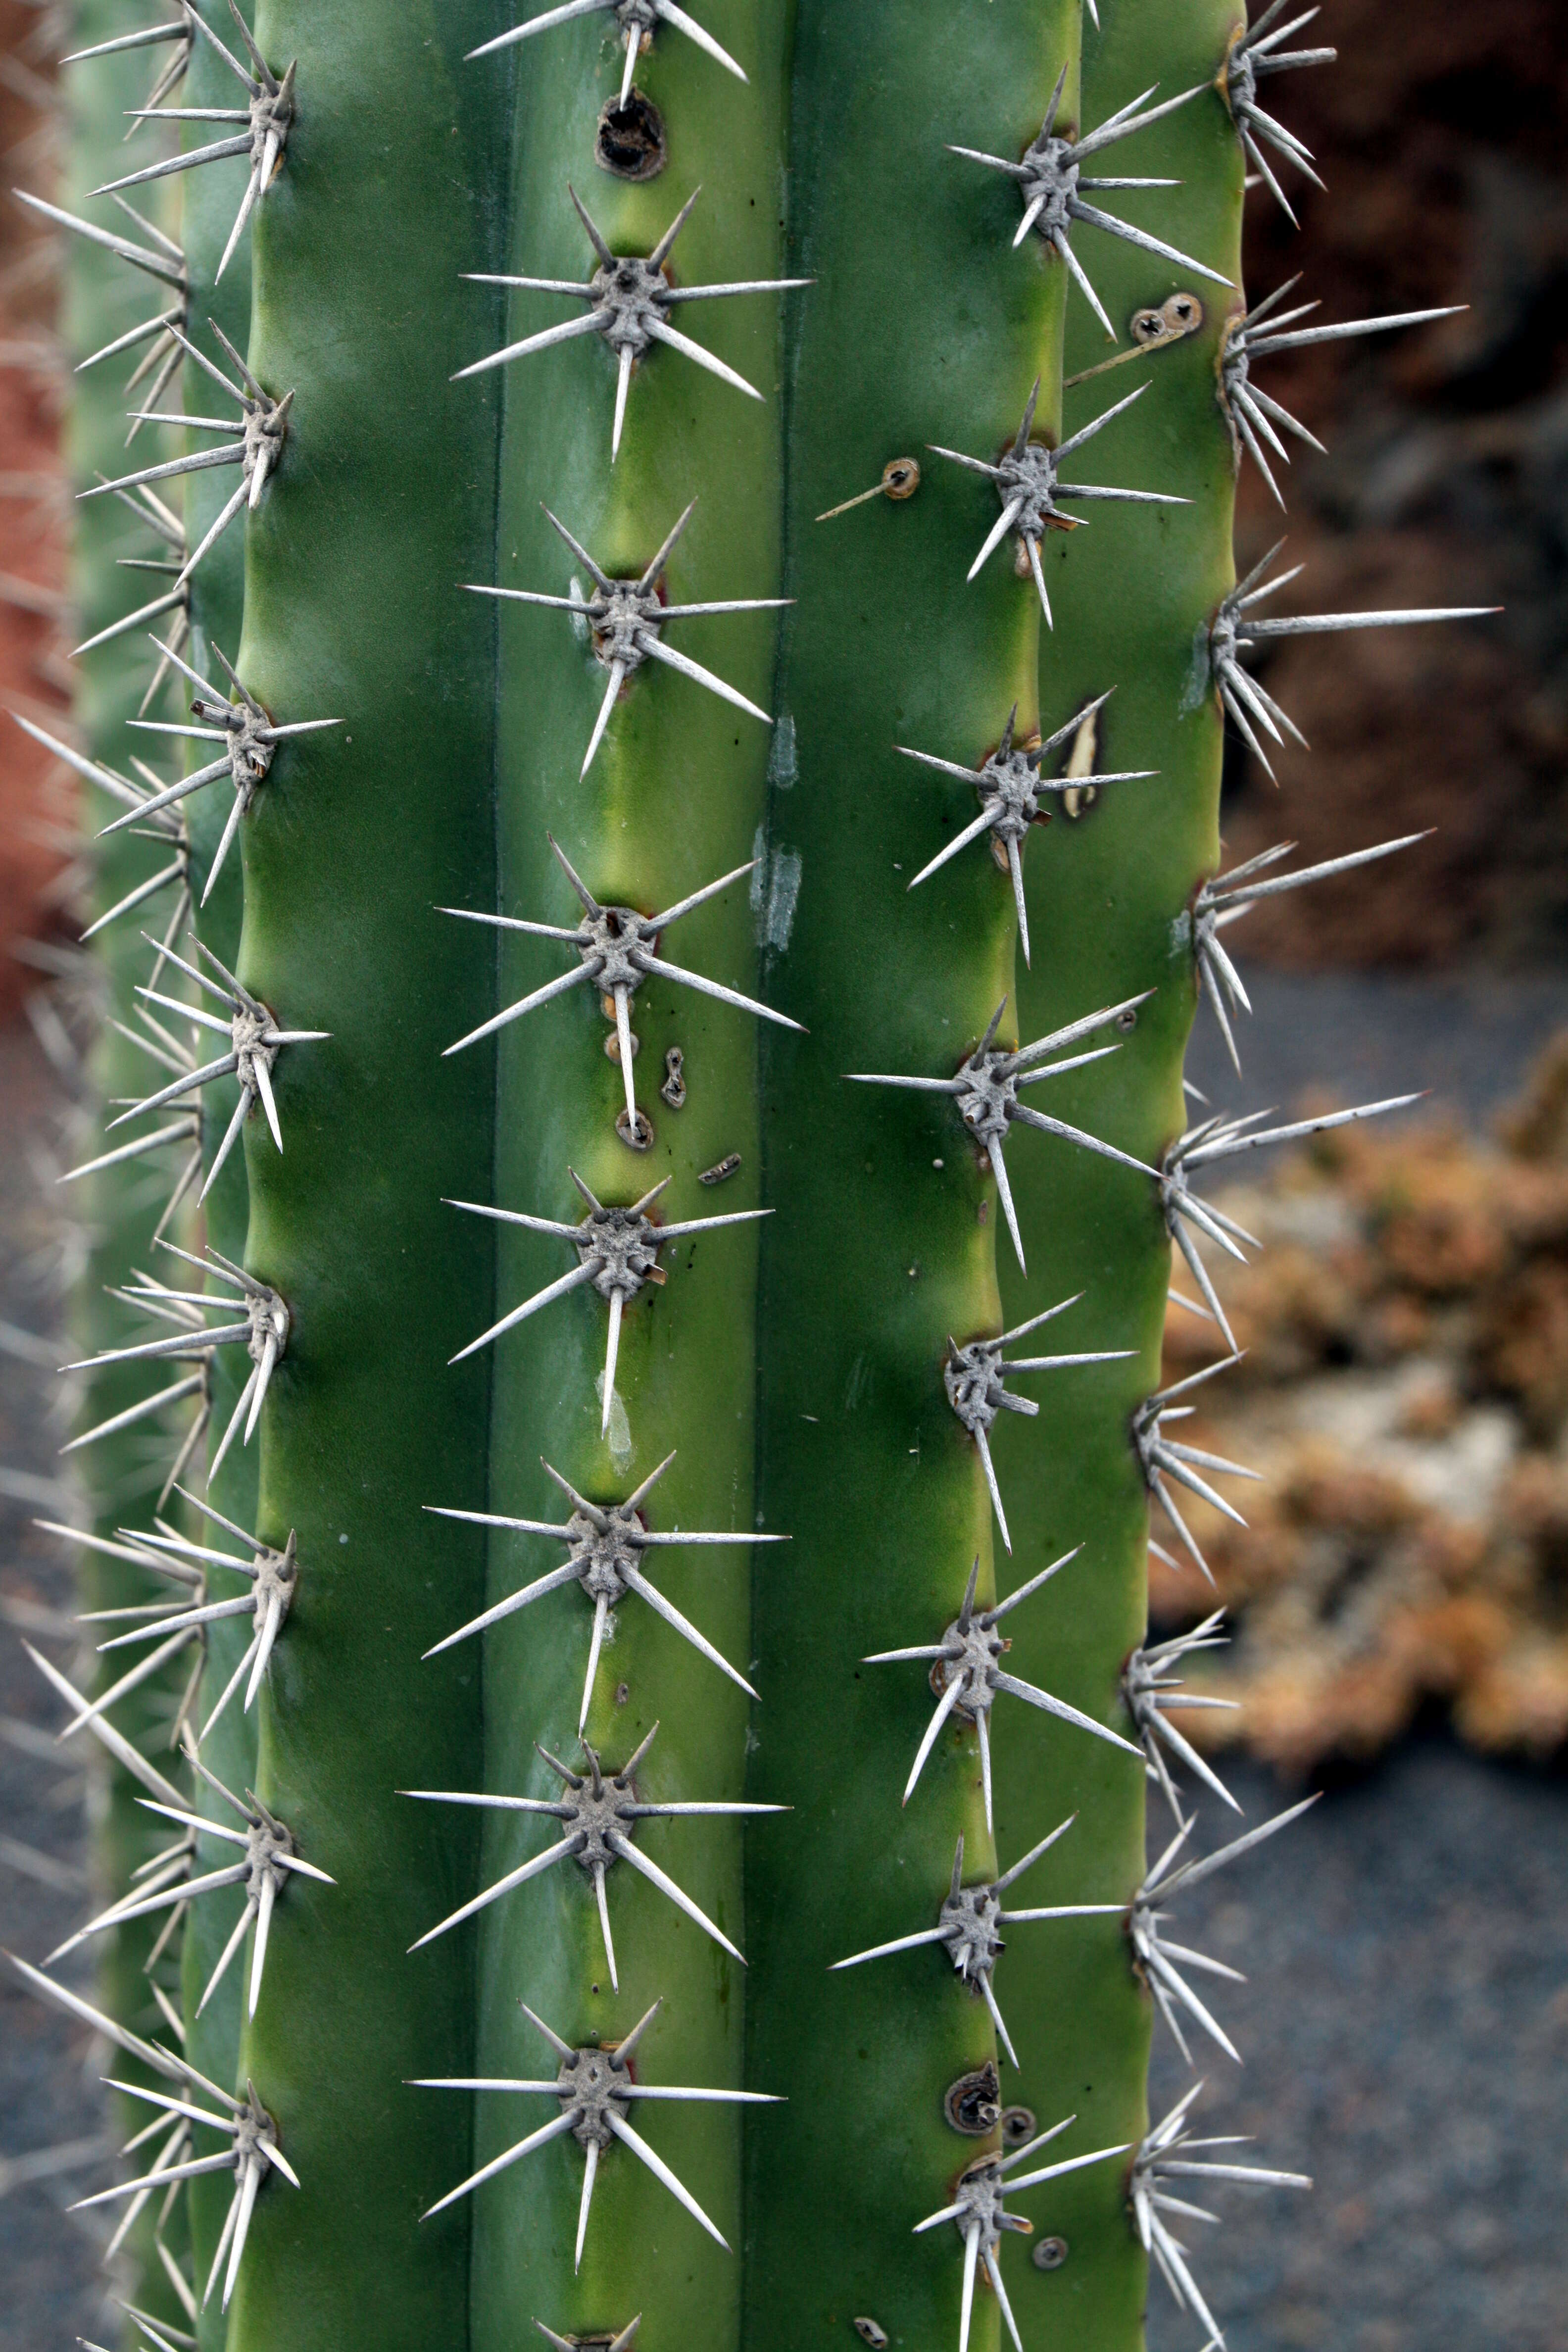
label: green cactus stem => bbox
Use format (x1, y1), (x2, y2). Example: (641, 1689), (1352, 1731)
(744, 6), (1193, 2349)
(456, 9), (791, 2347)
(190, 3), (512, 2342)
(12, 3), (1493, 2350)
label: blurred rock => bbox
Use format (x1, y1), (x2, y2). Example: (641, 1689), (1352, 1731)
(1154, 1040), (1568, 1769)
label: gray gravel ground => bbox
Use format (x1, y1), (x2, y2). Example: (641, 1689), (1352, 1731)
(1185, 968), (1568, 1129)
(3, 980), (1568, 2351)
(1145, 1744), (1568, 2352)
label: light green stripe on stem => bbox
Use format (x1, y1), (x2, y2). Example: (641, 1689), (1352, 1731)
(749, 5), (1077, 2349)
(1000, 3), (1244, 2345)
(466, 8), (786, 2349)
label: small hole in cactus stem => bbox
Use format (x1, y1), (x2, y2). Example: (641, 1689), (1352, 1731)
(595, 91), (667, 181)
(1033, 2236), (1070, 2272)
(614, 1682), (629, 1705)
(617, 1107), (654, 1151)
(944, 2059), (1001, 2136)
(1115, 1006), (1138, 1032)
(853, 2323), (889, 2349)
(1131, 291), (1203, 346)
(1000, 2105), (1036, 2148)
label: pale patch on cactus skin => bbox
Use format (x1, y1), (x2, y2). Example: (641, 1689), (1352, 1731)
(767, 710), (797, 786)
(597, 1372), (634, 1466)
(750, 833), (802, 951)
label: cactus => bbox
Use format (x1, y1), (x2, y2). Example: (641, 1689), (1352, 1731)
(11, 2), (1491, 2349)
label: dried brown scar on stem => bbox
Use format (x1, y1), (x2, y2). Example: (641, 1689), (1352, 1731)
(816, 456), (920, 522)
(1063, 292), (1204, 390)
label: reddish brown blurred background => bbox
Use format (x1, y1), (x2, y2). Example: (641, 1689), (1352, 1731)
(0, 0), (69, 1023)
(1220, 0), (1568, 968)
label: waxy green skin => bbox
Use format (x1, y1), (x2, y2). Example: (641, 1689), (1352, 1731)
(747, 7), (1093, 2349)
(175, 6), (261, 2331)
(50, 4), (1252, 2350)
(217, 6), (511, 2348)
(998, 6), (1245, 2345)
(468, 9), (786, 2347)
